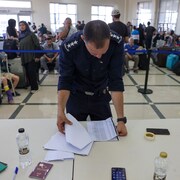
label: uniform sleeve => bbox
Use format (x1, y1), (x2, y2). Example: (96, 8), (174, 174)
(108, 42), (125, 92)
(58, 45), (75, 91)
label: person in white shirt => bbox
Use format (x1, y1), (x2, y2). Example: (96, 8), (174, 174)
(56, 17), (77, 46)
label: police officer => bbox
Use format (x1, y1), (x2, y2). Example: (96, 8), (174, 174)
(57, 20), (127, 136)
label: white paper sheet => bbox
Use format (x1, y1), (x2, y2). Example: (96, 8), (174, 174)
(43, 132), (93, 155)
(44, 150), (74, 161)
(87, 118), (118, 141)
(65, 113), (93, 149)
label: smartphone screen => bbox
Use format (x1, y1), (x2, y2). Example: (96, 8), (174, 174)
(112, 167), (126, 180)
(146, 128), (170, 135)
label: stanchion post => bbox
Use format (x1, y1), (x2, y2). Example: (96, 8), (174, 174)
(138, 49), (153, 94)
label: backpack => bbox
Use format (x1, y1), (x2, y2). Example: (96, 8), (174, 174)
(3, 39), (18, 59)
(172, 60), (180, 75)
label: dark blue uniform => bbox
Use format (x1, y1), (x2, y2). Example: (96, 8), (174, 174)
(58, 31), (124, 121)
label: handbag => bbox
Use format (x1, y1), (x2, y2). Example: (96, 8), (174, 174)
(3, 39), (18, 59)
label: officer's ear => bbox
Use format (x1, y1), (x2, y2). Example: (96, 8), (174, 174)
(81, 35), (85, 41)
(81, 35), (87, 45)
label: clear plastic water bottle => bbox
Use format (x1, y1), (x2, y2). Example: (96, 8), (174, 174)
(153, 152), (168, 180)
(16, 128), (32, 169)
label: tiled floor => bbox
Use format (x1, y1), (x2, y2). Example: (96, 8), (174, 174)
(0, 63), (180, 121)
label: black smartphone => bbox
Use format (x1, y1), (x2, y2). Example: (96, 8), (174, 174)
(112, 167), (126, 180)
(146, 128), (170, 135)
(0, 161), (8, 173)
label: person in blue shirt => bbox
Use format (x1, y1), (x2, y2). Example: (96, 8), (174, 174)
(124, 37), (140, 73)
(57, 20), (127, 136)
(131, 26), (139, 45)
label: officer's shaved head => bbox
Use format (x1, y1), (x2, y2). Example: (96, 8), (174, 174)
(83, 20), (110, 49)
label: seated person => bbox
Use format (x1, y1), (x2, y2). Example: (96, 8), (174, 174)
(124, 37), (141, 73)
(40, 36), (59, 75)
(1, 76), (14, 103)
(0, 52), (20, 96)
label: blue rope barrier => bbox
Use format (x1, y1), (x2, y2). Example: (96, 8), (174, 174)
(0, 48), (180, 54)
(0, 49), (60, 53)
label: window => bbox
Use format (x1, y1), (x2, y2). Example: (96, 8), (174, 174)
(137, 2), (152, 26)
(49, 3), (77, 33)
(91, 6), (113, 24)
(158, 0), (179, 32)
(0, 1), (31, 8)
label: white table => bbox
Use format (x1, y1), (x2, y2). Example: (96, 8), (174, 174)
(0, 119), (73, 180)
(73, 119), (180, 180)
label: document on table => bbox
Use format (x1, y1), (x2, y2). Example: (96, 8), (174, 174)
(44, 150), (74, 161)
(44, 132), (93, 155)
(87, 118), (118, 141)
(65, 113), (93, 149)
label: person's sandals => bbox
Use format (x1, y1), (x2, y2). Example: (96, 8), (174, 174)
(12, 91), (21, 96)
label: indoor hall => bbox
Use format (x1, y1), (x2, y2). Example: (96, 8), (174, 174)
(1, 0), (180, 179)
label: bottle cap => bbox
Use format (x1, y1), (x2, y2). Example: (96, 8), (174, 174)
(160, 152), (168, 158)
(18, 128), (25, 133)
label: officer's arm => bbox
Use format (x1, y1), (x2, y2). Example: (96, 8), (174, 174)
(57, 42), (75, 133)
(108, 39), (127, 136)
(57, 90), (72, 134)
(111, 92), (127, 136)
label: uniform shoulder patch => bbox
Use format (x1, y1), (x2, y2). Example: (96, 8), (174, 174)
(110, 32), (122, 44)
(63, 38), (81, 52)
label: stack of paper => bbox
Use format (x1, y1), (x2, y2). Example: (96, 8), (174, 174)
(44, 114), (93, 161)
(87, 118), (118, 141)
(44, 114), (118, 161)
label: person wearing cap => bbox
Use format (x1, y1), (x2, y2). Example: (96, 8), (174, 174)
(108, 9), (129, 43)
(57, 20), (127, 136)
(40, 36), (59, 75)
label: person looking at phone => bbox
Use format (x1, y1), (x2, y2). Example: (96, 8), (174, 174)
(57, 20), (127, 136)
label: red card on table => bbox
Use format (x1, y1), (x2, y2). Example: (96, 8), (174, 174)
(29, 162), (53, 180)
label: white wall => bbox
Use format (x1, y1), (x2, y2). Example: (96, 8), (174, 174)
(31, 0), (125, 31)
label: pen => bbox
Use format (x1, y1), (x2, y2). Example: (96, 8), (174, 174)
(12, 167), (18, 180)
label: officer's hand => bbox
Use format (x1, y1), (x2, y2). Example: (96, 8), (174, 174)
(116, 121), (128, 136)
(57, 114), (72, 134)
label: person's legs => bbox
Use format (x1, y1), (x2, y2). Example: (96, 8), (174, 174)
(132, 55), (139, 71)
(10, 73), (21, 96)
(40, 56), (49, 74)
(125, 55), (130, 72)
(54, 56), (59, 70)
(89, 92), (112, 120)
(11, 74), (19, 89)
(25, 61), (39, 91)
(1, 77), (13, 103)
(54, 56), (59, 74)
(66, 92), (88, 121)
